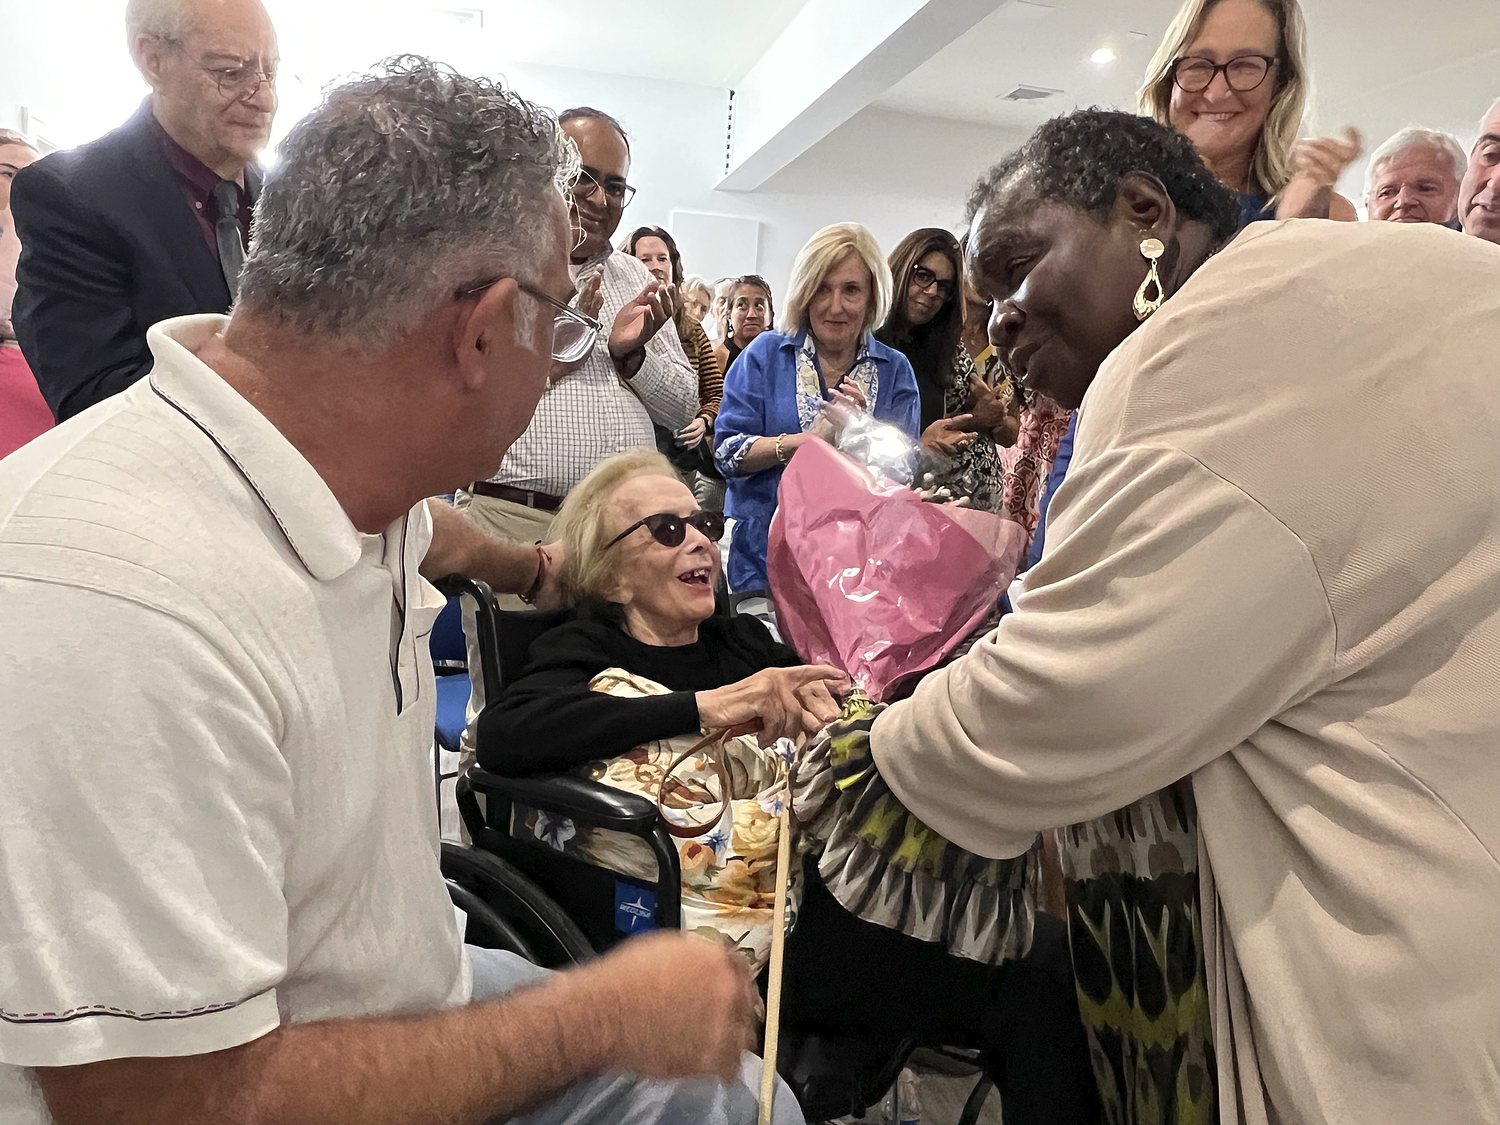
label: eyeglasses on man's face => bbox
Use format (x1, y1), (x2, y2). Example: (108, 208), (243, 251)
(571, 165), (637, 208)
(159, 39), (278, 102)
(1171, 54), (1277, 94)
(455, 278), (602, 363)
(910, 264), (955, 300)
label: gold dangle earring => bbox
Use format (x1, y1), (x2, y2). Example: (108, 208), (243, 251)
(1133, 237), (1165, 322)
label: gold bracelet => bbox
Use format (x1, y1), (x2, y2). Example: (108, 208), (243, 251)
(774, 433), (789, 464)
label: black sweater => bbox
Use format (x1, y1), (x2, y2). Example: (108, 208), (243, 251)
(476, 610), (800, 776)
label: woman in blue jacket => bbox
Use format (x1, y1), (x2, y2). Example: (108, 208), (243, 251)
(714, 223), (921, 592)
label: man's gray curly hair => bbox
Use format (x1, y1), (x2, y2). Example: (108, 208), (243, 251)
(238, 56), (578, 346)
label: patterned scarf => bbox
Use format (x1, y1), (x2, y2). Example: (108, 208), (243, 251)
(793, 330), (881, 432)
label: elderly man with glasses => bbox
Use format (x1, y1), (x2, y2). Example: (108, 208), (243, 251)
(11, 0), (278, 421)
(0, 57), (799, 1125)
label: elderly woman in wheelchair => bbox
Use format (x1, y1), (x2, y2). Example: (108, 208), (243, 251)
(469, 450), (1101, 1123)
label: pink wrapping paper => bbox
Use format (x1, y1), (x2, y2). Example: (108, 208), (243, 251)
(766, 437), (1027, 701)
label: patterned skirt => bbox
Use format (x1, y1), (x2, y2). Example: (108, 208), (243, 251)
(1055, 779), (1216, 1125)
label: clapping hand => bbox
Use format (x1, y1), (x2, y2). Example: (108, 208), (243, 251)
(1279, 127), (1363, 219)
(677, 416), (710, 449)
(922, 415), (978, 456)
(577, 270), (604, 320)
(967, 373), (1021, 447)
(549, 273), (605, 383)
(609, 278), (679, 359)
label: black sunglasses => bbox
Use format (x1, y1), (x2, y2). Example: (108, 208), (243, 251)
(606, 510), (725, 549)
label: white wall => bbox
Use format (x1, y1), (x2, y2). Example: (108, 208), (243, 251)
(466, 63), (1028, 296)
(0, 0), (1027, 297)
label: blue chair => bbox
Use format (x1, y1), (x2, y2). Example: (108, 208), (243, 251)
(430, 594), (471, 756)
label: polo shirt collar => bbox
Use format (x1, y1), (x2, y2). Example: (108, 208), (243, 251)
(146, 314), (365, 581)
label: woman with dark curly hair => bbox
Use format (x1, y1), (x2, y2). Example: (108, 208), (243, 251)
(871, 107), (1500, 1125)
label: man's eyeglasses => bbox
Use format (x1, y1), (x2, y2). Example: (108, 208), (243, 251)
(1171, 54), (1277, 94)
(606, 510), (725, 549)
(456, 278), (602, 363)
(202, 61), (277, 101)
(571, 165), (637, 208)
(910, 264), (955, 300)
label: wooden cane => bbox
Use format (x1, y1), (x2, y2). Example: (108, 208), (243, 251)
(757, 759), (795, 1125)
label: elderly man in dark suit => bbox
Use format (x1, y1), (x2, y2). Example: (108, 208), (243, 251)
(11, 0), (277, 421)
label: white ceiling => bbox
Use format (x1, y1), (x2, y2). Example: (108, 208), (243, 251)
(873, 0), (1500, 146)
(389, 0), (813, 89)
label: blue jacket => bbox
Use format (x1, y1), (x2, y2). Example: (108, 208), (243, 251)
(714, 328), (921, 592)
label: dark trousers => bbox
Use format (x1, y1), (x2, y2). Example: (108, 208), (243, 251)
(781, 864), (1102, 1124)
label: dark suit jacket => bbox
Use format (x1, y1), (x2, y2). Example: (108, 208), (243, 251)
(10, 101), (262, 421)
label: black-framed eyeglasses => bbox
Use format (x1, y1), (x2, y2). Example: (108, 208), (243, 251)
(1171, 54), (1277, 94)
(456, 278), (602, 363)
(910, 264), (956, 300)
(606, 510), (725, 549)
(571, 164), (637, 208)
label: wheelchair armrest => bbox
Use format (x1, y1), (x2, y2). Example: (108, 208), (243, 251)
(466, 766), (659, 835)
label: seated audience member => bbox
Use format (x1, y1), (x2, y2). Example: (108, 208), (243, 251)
(714, 224), (919, 593)
(480, 451), (1101, 1125)
(457, 108), (696, 600)
(1139, 0), (1362, 225)
(873, 106), (1500, 1124)
(11, 0), (277, 421)
(622, 225), (725, 507)
(721, 273), (773, 371)
(1363, 127), (1466, 226)
(876, 228), (1019, 513)
(0, 131), (49, 458)
(1459, 97), (1500, 244)
(0, 59), (798, 1125)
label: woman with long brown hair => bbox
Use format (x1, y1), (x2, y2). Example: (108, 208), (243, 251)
(876, 227), (1019, 513)
(621, 225), (725, 505)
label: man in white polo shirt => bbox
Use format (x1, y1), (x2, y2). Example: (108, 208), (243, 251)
(0, 58), (799, 1125)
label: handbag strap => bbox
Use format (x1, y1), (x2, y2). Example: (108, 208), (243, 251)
(656, 723), (757, 839)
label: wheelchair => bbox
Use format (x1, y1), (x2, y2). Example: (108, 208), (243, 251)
(433, 575), (998, 1123)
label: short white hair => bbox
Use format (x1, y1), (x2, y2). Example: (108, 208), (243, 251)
(1364, 127), (1467, 196)
(778, 222), (892, 337)
(126, 0), (194, 44)
(1482, 97), (1500, 134)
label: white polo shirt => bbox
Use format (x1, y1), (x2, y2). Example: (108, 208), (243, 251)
(0, 315), (466, 1120)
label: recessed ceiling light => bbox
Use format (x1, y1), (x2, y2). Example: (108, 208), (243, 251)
(1091, 47), (1117, 65)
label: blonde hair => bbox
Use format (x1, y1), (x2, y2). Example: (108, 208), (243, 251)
(1138, 0), (1310, 200)
(551, 449), (680, 608)
(777, 222), (892, 338)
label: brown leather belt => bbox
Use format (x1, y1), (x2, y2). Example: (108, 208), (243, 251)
(469, 480), (563, 512)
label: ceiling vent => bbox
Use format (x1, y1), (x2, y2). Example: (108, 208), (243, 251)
(436, 7), (483, 27)
(1001, 84), (1063, 101)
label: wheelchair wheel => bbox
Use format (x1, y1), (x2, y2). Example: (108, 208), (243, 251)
(440, 842), (595, 968)
(446, 879), (537, 961)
